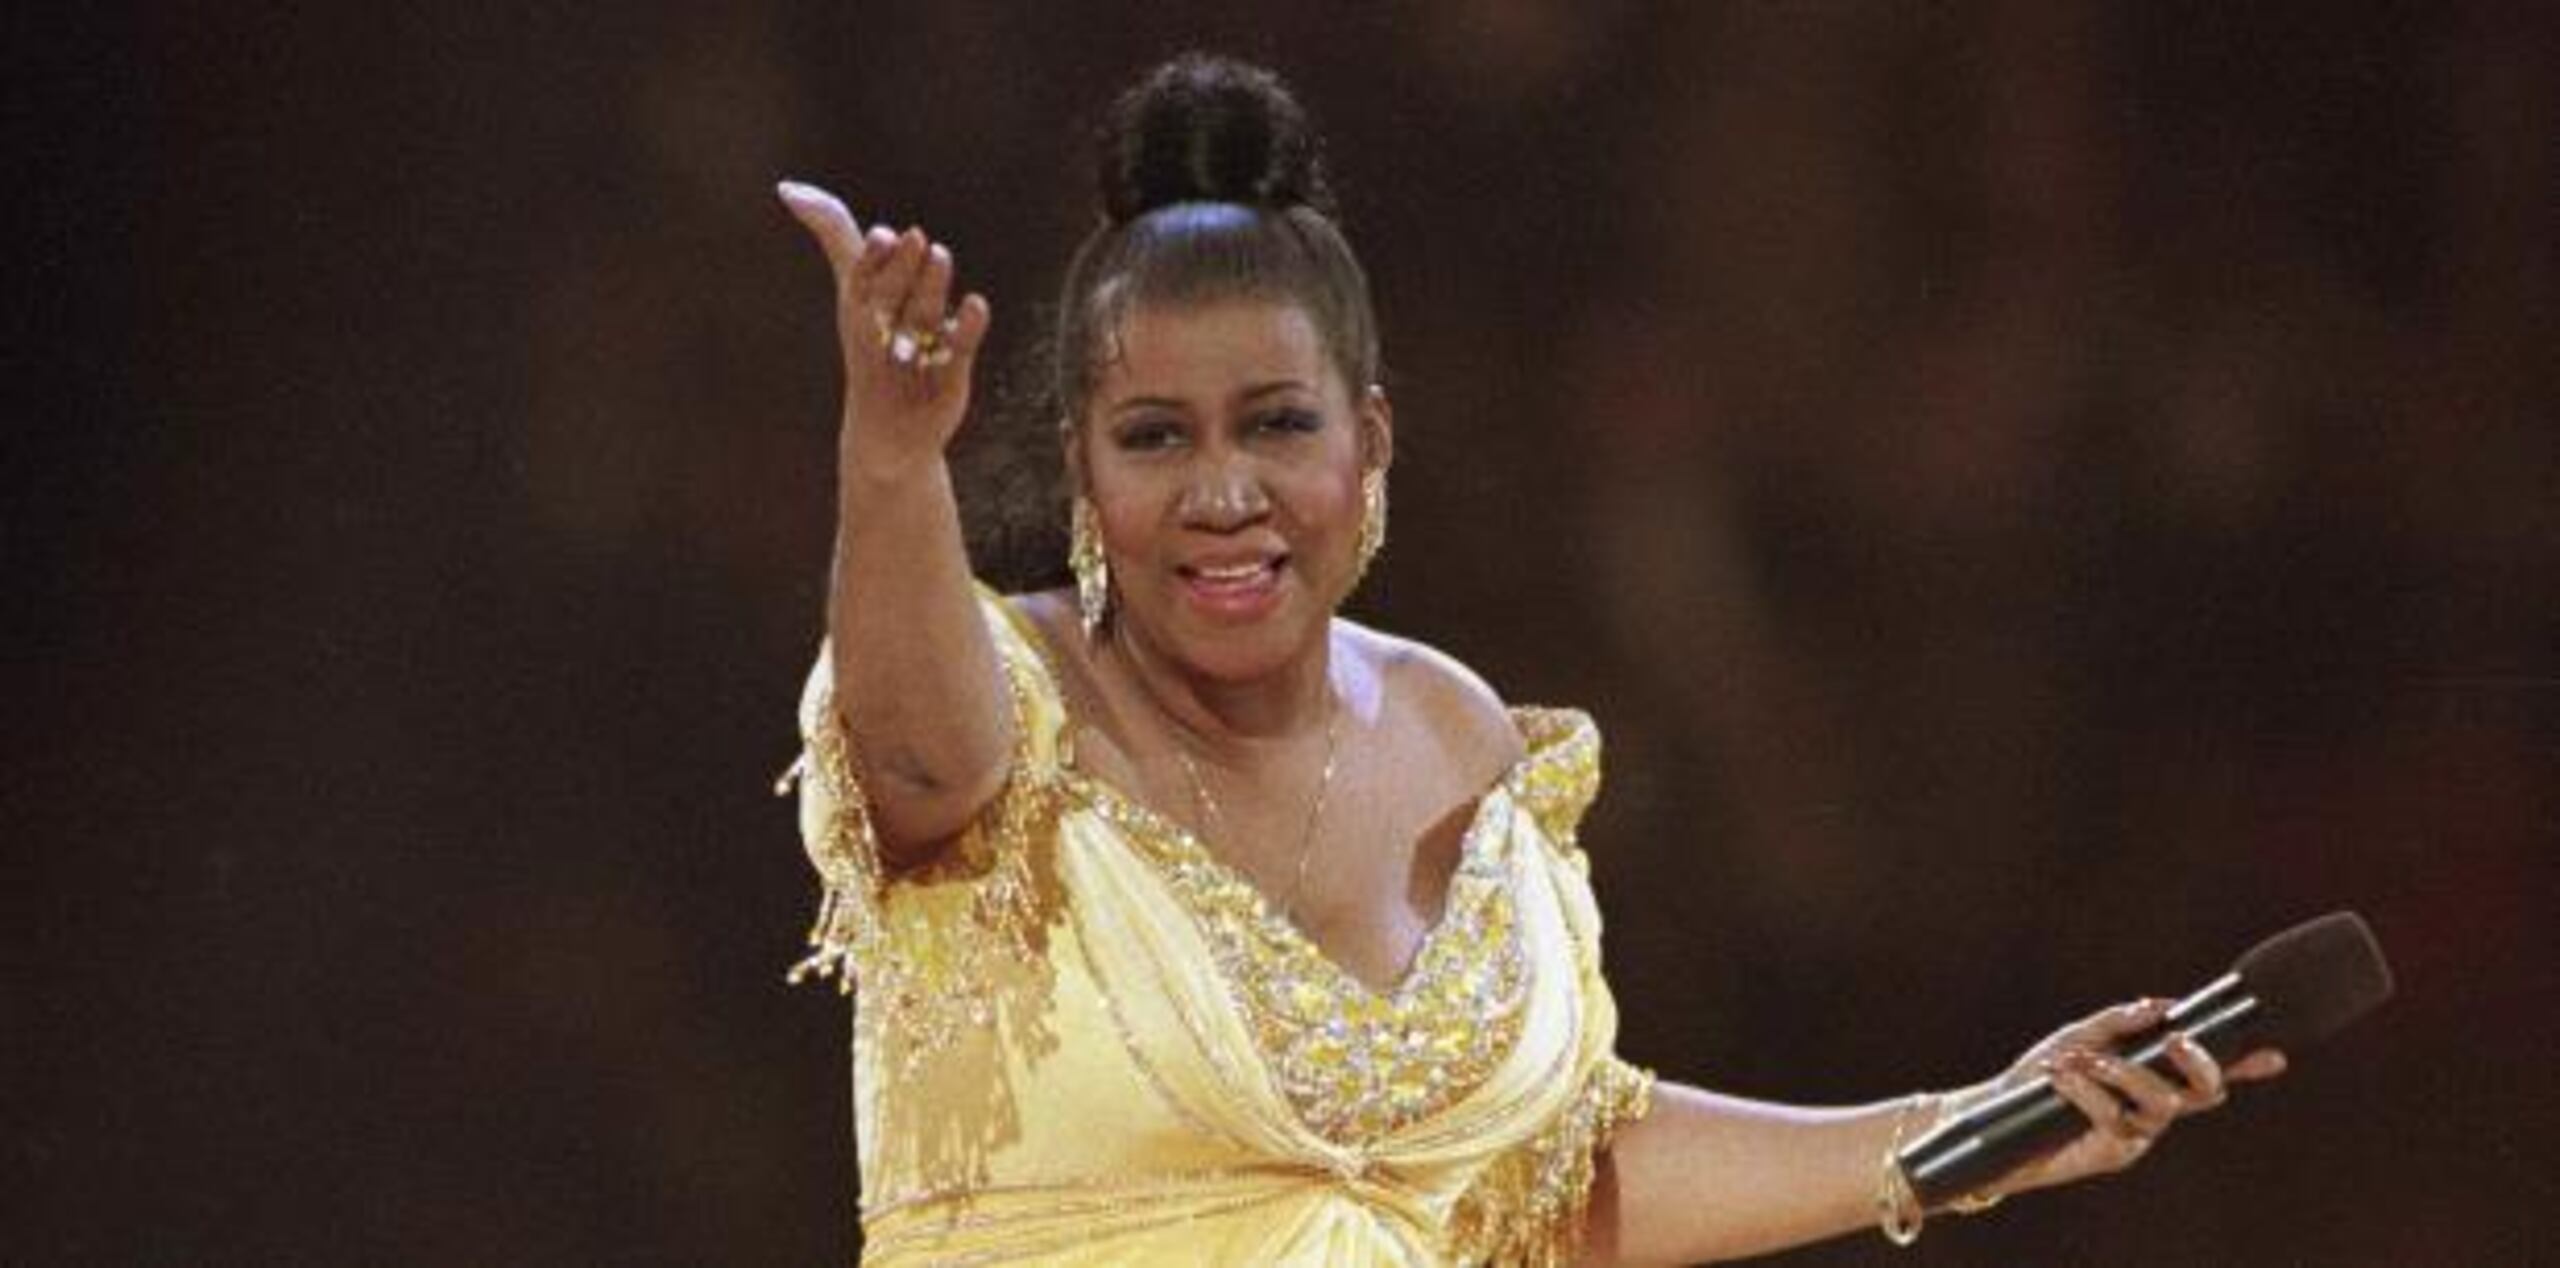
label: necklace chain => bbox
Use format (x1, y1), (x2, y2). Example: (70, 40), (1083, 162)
(1171, 692), (1342, 922)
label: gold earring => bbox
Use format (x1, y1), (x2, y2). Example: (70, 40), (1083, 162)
(1071, 496), (1110, 639)
(1352, 468), (1387, 587)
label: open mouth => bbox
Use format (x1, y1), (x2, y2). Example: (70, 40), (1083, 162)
(1176, 554), (1289, 614)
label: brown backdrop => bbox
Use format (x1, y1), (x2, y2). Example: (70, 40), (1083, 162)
(11, 3), (2554, 1263)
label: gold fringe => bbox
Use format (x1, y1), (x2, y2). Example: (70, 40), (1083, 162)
(779, 625), (1057, 1072)
(1446, 1056), (1656, 1267)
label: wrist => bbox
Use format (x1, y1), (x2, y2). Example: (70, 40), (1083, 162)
(838, 446), (954, 496)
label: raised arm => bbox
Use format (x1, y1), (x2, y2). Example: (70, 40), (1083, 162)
(777, 181), (1006, 865)
(1583, 999), (2287, 1265)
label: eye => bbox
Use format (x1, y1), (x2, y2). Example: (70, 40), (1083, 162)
(1254, 408), (1323, 437)
(1112, 418), (1187, 452)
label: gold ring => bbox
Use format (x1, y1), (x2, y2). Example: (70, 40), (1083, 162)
(873, 311), (952, 368)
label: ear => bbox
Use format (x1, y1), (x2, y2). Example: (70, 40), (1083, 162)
(1359, 385), (1394, 474)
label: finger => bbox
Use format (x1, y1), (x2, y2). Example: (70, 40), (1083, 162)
(775, 181), (866, 282)
(848, 226), (915, 325)
(850, 225), (901, 287)
(904, 242), (955, 334)
(2047, 1052), (2143, 1148)
(2082, 997), (2172, 1043)
(2087, 1050), (2188, 1131)
(947, 292), (993, 362)
(866, 229), (930, 342)
(2227, 1048), (2288, 1083)
(2162, 1032), (2228, 1106)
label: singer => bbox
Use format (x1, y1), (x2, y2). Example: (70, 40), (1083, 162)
(772, 55), (2286, 1265)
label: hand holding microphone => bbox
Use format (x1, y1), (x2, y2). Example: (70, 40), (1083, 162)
(1902, 912), (2395, 1212)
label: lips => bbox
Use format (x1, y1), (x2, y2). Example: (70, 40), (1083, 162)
(1176, 553), (1289, 618)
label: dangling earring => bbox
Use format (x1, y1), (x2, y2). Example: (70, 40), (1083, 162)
(1352, 468), (1388, 588)
(1071, 495), (1110, 639)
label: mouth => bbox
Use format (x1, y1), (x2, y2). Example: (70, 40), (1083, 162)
(1175, 554), (1289, 617)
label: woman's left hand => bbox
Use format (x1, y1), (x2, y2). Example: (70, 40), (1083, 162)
(1955, 998), (2288, 1202)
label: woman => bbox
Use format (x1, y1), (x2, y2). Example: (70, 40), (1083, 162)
(772, 55), (2282, 1265)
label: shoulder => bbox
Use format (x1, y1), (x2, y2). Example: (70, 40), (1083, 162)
(1334, 618), (1526, 779)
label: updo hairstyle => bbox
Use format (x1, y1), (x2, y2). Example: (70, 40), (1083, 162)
(1052, 54), (1382, 431)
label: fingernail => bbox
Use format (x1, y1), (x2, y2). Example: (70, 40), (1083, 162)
(776, 179), (806, 198)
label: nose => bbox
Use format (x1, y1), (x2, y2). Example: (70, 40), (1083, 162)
(1178, 457), (1270, 531)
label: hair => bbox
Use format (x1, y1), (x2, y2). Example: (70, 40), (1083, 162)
(1055, 53), (1382, 429)
(965, 54), (1381, 589)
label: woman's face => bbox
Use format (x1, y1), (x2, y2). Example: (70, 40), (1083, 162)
(1077, 297), (1386, 684)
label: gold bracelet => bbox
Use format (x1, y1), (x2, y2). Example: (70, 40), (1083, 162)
(1875, 1092), (1940, 1247)
(1950, 1188), (2007, 1215)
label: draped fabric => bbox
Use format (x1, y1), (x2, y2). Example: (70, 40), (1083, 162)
(782, 590), (1653, 1265)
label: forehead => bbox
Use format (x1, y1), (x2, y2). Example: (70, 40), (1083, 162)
(1097, 299), (1339, 404)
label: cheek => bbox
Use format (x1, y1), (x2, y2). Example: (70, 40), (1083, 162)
(1288, 469), (1364, 543)
(1089, 475), (1169, 553)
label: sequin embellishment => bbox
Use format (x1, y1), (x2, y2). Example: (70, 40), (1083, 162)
(1067, 713), (1600, 1146)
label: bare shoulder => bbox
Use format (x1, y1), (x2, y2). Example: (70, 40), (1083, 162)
(1333, 618), (1526, 777)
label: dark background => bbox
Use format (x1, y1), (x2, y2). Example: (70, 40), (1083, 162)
(10, 3), (2554, 1264)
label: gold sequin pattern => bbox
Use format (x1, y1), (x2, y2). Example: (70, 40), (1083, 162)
(1062, 716), (1613, 1148)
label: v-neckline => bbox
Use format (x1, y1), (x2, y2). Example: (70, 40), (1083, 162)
(999, 590), (1525, 1000)
(1060, 762), (1516, 1000)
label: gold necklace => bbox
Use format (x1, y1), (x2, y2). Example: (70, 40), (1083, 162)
(1170, 689), (1342, 922)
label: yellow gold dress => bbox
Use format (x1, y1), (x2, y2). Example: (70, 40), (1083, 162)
(781, 591), (1653, 1265)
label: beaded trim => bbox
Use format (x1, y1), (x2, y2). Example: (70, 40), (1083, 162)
(1071, 773), (1531, 1146)
(1447, 1055), (1657, 1267)
(1060, 706), (1599, 1148)
(778, 635), (1055, 1076)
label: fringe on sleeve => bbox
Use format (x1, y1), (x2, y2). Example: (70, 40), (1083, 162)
(773, 591), (1060, 1073)
(1446, 1055), (1656, 1267)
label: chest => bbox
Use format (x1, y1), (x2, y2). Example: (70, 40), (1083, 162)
(1060, 766), (1538, 1147)
(1073, 725), (1481, 994)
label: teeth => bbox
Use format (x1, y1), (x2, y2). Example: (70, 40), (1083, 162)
(1195, 562), (1268, 580)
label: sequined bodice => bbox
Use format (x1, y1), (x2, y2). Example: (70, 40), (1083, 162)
(1069, 774), (1532, 1145)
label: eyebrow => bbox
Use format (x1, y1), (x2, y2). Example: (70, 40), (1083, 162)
(1108, 380), (1316, 416)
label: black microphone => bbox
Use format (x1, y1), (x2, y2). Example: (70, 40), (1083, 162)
(1897, 910), (2395, 1210)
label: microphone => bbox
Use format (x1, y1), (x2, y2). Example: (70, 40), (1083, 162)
(1897, 910), (2395, 1210)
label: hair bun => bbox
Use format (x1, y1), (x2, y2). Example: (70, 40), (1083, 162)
(1097, 54), (1333, 223)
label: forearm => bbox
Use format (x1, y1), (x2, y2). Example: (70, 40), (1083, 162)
(826, 454), (1010, 857)
(1584, 1079), (1985, 1266)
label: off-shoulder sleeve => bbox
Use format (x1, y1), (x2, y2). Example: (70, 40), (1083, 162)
(1506, 707), (1601, 855)
(774, 587), (1065, 1059)
(1448, 706), (1657, 1266)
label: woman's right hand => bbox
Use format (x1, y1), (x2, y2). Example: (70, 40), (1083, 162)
(777, 181), (993, 482)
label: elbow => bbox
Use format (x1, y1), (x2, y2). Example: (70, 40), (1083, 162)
(866, 747), (1013, 867)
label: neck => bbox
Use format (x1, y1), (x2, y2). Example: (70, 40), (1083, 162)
(1105, 620), (1336, 753)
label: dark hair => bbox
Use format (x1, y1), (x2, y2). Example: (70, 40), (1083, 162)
(965, 55), (1380, 588)
(1054, 53), (1381, 427)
